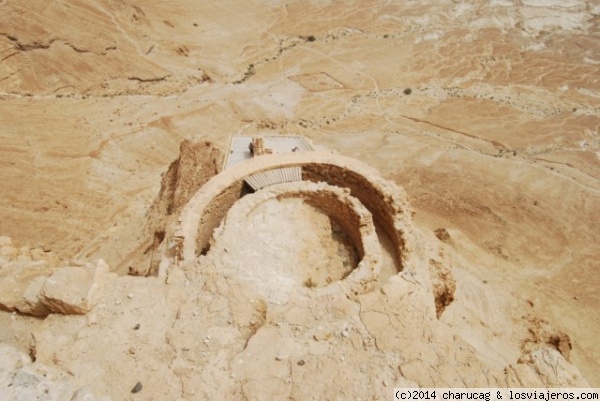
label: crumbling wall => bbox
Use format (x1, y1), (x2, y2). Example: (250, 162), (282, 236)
(174, 151), (416, 275)
(129, 139), (223, 276)
(297, 191), (366, 259)
(210, 181), (382, 295)
(302, 164), (410, 269)
(195, 180), (245, 256)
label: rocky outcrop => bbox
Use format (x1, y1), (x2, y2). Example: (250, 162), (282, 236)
(151, 139), (224, 218)
(0, 239), (109, 317)
(0, 260), (54, 317)
(0, 0), (599, 394)
(504, 348), (588, 387)
(128, 139), (224, 276)
(39, 261), (109, 315)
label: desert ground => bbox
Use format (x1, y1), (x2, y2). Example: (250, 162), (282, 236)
(0, 0), (599, 400)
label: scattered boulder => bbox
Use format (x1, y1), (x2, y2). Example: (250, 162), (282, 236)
(131, 381), (143, 393)
(21, 276), (51, 316)
(0, 253), (109, 317)
(0, 260), (54, 316)
(40, 260), (109, 315)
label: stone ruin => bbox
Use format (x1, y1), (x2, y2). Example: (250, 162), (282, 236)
(169, 142), (420, 298)
(0, 137), (591, 400)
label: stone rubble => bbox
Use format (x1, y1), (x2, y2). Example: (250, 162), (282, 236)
(0, 243), (110, 317)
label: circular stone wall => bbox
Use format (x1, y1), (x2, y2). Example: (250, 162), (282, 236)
(206, 181), (381, 300)
(173, 151), (416, 276)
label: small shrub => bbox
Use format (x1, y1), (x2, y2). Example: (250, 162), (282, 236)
(403, 88), (412, 95)
(304, 277), (317, 289)
(244, 64), (255, 78)
(434, 228), (450, 242)
(306, 35), (316, 42)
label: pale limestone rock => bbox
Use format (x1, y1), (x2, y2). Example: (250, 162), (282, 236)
(69, 258), (88, 267)
(0, 344), (111, 401)
(21, 275), (50, 316)
(505, 348), (590, 387)
(0, 344), (30, 371)
(72, 386), (112, 401)
(13, 369), (75, 401)
(40, 260), (109, 315)
(18, 246), (31, 258)
(30, 247), (47, 261)
(26, 247), (61, 268)
(166, 264), (187, 285)
(0, 0), (598, 397)
(0, 261), (53, 315)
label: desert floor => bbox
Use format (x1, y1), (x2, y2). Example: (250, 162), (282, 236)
(0, 1), (598, 399)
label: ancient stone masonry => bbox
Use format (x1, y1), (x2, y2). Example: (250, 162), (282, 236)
(249, 136), (272, 156)
(2, 0), (599, 394)
(211, 181), (383, 296)
(0, 141), (592, 401)
(171, 150), (419, 295)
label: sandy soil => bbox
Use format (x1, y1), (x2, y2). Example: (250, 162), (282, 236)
(0, 0), (598, 396)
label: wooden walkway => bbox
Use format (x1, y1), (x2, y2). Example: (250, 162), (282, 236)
(245, 166), (302, 191)
(223, 135), (313, 190)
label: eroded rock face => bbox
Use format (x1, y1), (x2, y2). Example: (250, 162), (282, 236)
(126, 139), (224, 276)
(0, 261), (54, 317)
(40, 261), (109, 315)
(21, 276), (51, 317)
(0, 181), (592, 401)
(0, 246), (109, 317)
(0, 252), (583, 401)
(505, 348), (588, 387)
(151, 139), (224, 219)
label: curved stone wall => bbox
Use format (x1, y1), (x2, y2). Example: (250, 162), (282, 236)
(210, 181), (382, 296)
(174, 151), (415, 273)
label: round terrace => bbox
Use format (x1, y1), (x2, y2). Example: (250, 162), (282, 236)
(173, 151), (415, 280)
(209, 181), (383, 297)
